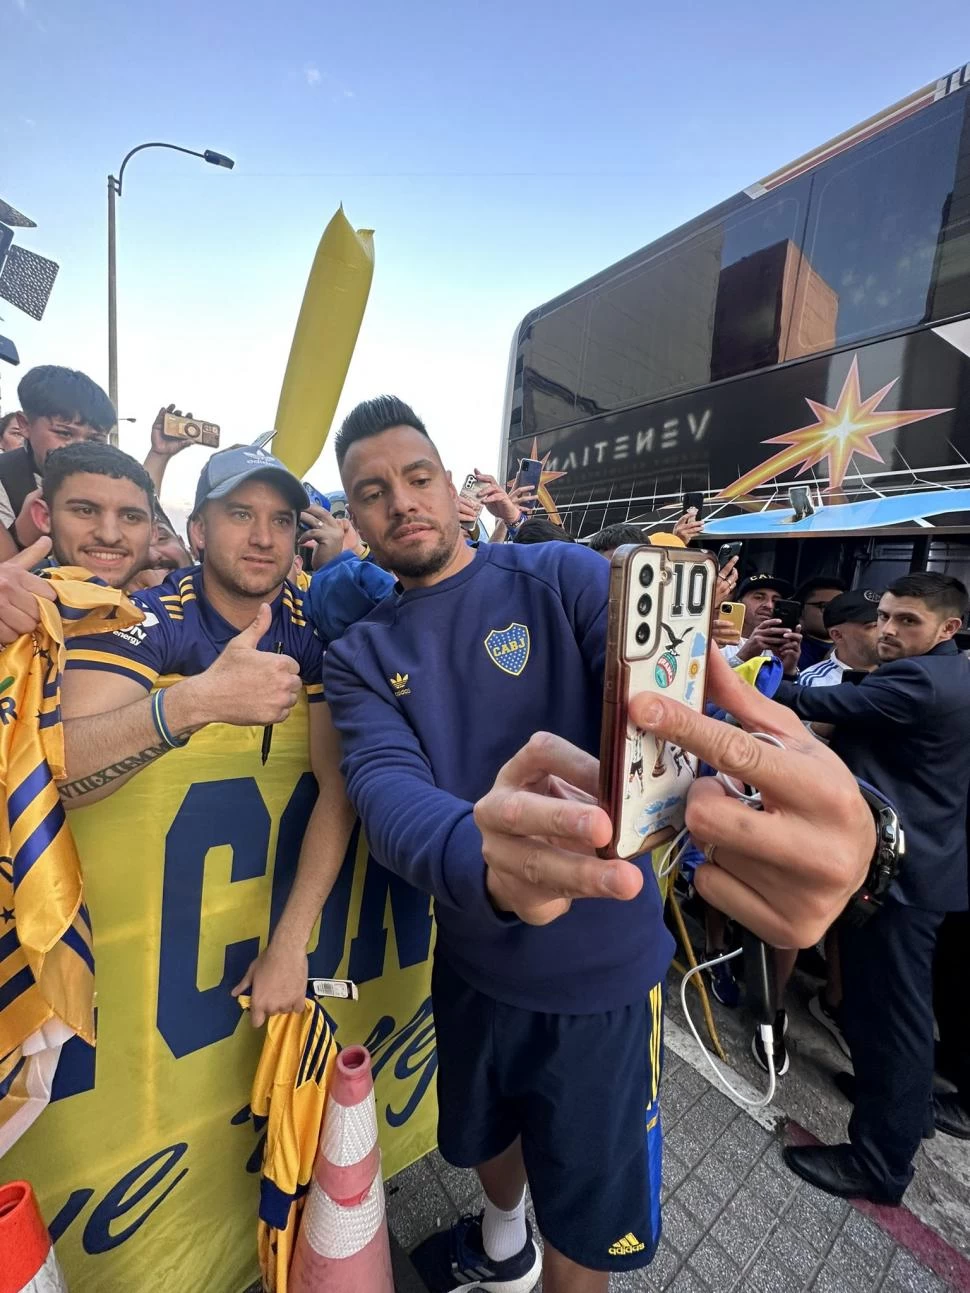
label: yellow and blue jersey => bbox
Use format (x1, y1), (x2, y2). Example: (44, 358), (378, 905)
(64, 565), (326, 703)
(244, 996), (337, 1293)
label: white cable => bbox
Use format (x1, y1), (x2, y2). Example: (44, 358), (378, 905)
(679, 947), (777, 1109)
(714, 731), (786, 806)
(657, 825), (691, 879)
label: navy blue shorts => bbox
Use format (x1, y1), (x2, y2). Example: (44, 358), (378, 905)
(431, 954), (664, 1272)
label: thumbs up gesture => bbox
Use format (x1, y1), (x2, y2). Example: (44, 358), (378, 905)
(191, 604), (302, 727)
(0, 537), (57, 645)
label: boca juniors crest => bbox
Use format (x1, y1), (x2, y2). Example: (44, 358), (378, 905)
(484, 624), (531, 676)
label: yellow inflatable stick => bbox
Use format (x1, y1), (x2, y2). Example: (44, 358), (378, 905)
(273, 206), (375, 478)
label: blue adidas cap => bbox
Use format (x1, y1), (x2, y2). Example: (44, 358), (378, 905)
(192, 445), (309, 517)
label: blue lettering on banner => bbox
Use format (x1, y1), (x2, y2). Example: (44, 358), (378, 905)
(347, 860), (434, 984)
(157, 779), (269, 1059)
(366, 997), (437, 1127)
(82, 1144), (189, 1253)
(49, 1143), (189, 1250)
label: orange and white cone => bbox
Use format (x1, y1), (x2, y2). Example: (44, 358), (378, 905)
(0, 1181), (67, 1293)
(290, 1045), (393, 1293)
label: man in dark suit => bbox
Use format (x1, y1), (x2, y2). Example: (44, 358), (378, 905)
(773, 572), (970, 1204)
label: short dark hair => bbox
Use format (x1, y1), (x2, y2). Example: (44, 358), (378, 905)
(0, 411), (21, 437)
(587, 524), (646, 552)
(42, 441), (155, 509)
(886, 572), (969, 622)
(335, 395), (431, 468)
(17, 365), (116, 433)
(796, 574), (847, 602)
(512, 517), (575, 545)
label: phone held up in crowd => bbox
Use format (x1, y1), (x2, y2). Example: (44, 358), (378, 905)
(161, 412), (221, 448)
(773, 599), (801, 631)
(717, 541), (742, 569)
(599, 543), (717, 860)
(514, 458), (543, 511)
(682, 491), (705, 521)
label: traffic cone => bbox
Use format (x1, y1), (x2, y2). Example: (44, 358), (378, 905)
(0, 1181), (67, 1293)
(290, 1044), (393, 1293)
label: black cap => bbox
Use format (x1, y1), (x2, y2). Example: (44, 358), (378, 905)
(823, 589), (880, 631)
(796, 575), (847, 603)
(736, 572), (793, 600)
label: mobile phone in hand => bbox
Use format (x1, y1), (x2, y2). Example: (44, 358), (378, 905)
(459, 473), (489, 516)
(514, 458), (543, 510)
(773, 599), (801, 631)
(161, 412), (220, 448)
(718, 601), (746, 635)
(599, 544), (717, 859)
(717, 541), (742, 569)
(683, 492), (705, 521)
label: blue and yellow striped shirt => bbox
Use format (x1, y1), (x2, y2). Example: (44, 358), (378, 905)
(64, 565), (326, 703)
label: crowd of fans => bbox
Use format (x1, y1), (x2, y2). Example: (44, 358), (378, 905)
(1, 365), (966, 1290)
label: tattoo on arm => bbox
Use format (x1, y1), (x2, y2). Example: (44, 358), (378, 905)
(58, 743), (171, 802)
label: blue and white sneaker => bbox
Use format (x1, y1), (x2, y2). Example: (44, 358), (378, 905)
(409, 1212), (542, 1292)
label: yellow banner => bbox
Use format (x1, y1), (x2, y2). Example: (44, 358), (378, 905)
(1, 695), (437, 1292)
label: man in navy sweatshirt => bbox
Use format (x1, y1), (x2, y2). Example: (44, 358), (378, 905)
(323, 396), (877, 1293)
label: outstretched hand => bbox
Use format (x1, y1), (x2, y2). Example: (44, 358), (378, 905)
(474, 647), (873, 947)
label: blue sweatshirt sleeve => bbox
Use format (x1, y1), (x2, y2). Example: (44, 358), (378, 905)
(554, 545), (610, 682)
(776, 659), (933, 728)
(304, 551), (396, 647)
(323, 636), (514, 930)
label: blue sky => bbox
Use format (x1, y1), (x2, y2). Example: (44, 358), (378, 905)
(3, 0), (968, 521)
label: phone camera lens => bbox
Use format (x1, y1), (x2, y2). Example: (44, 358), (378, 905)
(635, 623), (651, 646)
(639, 564), (654, 588)
(637, 593), (652, 616)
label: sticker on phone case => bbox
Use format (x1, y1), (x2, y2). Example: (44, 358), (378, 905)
(683, 630), (707, 705)
(655, 653), (677, 687)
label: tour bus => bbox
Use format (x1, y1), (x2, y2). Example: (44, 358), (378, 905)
(499, 62), (970, 591)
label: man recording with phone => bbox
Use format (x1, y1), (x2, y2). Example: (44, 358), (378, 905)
(773, 573), (970, 1204)
(322, 395), (876, 1293)
(720, 571), (802, 674)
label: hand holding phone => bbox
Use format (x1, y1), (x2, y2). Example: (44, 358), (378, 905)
(513, 458), (544, 512)
(161, 412), (220, 448)
(772, 599), (801, 631)
(599, 544), (717, 859)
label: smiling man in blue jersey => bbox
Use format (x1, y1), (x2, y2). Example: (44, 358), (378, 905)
(58, 445), (356, 1026)
(322, 396), (878, 1293)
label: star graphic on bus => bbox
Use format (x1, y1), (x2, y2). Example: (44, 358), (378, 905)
(717, 356), (951, 501)
(508, 438), (568, 523)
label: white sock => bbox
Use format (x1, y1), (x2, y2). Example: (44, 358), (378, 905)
(481, 1189), (527, 1262)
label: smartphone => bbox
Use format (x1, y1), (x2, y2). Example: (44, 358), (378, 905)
(303, 482), (330, 512)
(514, 458), (543, 510)
(459, 473), (489, 517)
(717, 541), (742, 569)
(773, 599), (801, 631)
(161, 412), (220, 448)
(718, 601), (746, 635)
(682, 491), (705, 521)
(599, 544), (717, 859)
(298, 482), (331, 534)
(742, 930), (777, 1027)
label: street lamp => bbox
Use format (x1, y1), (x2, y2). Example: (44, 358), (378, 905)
(107, 142), (234, 439)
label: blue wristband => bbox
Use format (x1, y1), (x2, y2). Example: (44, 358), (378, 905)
(151, 688), (189, 749)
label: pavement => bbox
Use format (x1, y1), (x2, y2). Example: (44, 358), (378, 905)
(383, 952), (970, 1292)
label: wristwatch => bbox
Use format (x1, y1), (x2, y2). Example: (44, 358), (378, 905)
(843, 780), (905, 925)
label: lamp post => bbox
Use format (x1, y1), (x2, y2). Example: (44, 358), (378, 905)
(107, 143), (233, 441)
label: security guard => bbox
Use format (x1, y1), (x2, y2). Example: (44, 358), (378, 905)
(776, 572), (970, 1203)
